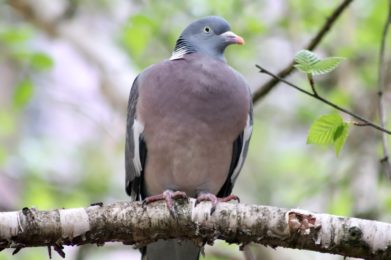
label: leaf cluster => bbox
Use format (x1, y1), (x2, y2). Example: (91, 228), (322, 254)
(294, 50), (349, 155)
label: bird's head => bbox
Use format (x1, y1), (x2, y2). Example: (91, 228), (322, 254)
(171, 16), (244, 61)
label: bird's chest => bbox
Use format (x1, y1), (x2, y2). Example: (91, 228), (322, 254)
(144, 76), (244, 128)
(137, 59), (249, 196)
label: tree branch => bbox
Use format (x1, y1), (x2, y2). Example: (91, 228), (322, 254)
(256, 65), (391, 135)
(252, 0), (354, 103)
(377, 0), (391, 178)
(1, 200), (391, 259)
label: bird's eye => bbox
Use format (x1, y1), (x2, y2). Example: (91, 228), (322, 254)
(203, 26), (211, 33)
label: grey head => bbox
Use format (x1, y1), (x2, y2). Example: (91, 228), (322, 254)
(171, 16), (244, 61)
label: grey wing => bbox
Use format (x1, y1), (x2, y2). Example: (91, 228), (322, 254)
(125, 75), (147, 201)
(217, 96), (253, 197)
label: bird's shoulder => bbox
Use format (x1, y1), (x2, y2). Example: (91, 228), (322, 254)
(134, 53), (249, 94)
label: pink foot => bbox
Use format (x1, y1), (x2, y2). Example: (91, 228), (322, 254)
(195, 192), (240, 214)
(143, 190), (188, 218)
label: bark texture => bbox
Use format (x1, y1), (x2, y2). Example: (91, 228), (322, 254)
(1, 200), (391, 259)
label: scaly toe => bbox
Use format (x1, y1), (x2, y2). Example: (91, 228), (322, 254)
(143, 190), (188, 218)
(195, 193), (241, 214)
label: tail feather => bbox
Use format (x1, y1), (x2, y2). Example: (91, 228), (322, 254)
(142, 239), (201, 260)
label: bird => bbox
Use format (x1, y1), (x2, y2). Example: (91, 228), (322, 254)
(125, 16), (253, 260)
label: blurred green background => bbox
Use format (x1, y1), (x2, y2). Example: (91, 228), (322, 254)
(1, 0), (391, 259)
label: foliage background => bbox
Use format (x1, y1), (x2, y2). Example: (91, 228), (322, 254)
(1, 0), (390, 259)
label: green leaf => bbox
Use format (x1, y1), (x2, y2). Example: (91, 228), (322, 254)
(31, 52), (54, 71)
(294, 50), (345, 75)
(311, 57), (345, 75)
(307, 114), (343, 145)
(294, 50), (320, 73)
(334, 123), (349, 155)
(307, 113), (349, 155)
(9, 51), (54, 71)
(0, 27), (32, 44)
(13, 79), (34, 109)
(122, 26), (149, 55)
(122, 14), (155, 56)
(131, 14), (156, 28)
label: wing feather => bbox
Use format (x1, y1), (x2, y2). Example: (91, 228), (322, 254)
(217, 95), (253, 197)
(125, 76), (147, 200)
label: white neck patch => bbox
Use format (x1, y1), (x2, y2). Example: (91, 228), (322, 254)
(170, 47), (188, 60)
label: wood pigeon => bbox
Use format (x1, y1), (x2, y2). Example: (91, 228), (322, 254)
(125, 16), (253, 260)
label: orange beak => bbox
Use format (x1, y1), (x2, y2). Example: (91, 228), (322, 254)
(221, 31), (245, 45)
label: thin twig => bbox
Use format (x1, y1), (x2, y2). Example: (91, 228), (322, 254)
(377, 0), (391, 178)
(351, 121), (371, 127)
(255, 64), (391, 135)
(307, 73), (318, 96)
(252, 0), (355, 103)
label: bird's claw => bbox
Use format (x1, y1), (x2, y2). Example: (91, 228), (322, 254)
(195, 193), (240, 214)
(218, 194), (240, 203)
(143, 190), (188, 218)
